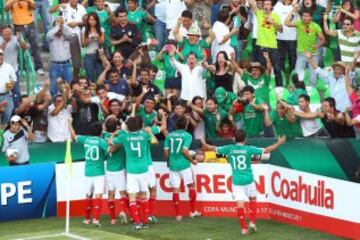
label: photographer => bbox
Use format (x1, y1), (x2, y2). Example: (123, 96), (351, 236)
(2, 115), (34, 166)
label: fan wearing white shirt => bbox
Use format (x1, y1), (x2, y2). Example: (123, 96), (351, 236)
(211, 8), (238, 63)
(169, 48), (206, 101)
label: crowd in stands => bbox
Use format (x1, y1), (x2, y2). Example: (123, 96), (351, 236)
(0, 0), (360, 165)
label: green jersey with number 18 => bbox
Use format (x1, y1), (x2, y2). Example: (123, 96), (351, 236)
(216, 144), (263, 186)
(113, 130), (151, 174)
(164, 129), (193, 171)
(77, 135), (109, 177)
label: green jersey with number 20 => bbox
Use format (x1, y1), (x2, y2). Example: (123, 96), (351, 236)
(113, 130), (151, 174)
(216, 144), (263, 186)
(77, 135), (109, 177)
(164, 130), (193, 171)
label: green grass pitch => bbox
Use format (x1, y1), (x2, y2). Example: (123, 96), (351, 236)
(0, 217), (341, 240)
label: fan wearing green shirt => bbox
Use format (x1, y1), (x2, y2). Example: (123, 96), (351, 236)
(241, 85), (266, 137)
(233, 51), (272, 104)
(263, 102), (303, 139)
(127, 0), (156, 42)
(110, 117), (152, 230)
(102, 116), (129, 225)
(248, 0), (283, 86)
(164, 116), (201, 221)
(285, 7), (325, 86)
(201, 130), (286, 235)
(203, 97), (228, 139)
(69, 120), (108, 227)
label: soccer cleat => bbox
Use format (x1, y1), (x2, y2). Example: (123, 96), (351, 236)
(92, 219), (101, 227)
(241, 229), (249, 235)
(189, 211), (202, 218)
(131, 223), (142, 231)
(148, 215), (160, 224)
(110, 219), (117, 225)
(119, 212), (128, 224)
(82, 219), (91, 225)
(249, 222), (257, 233)
(175, 215), (183, 222)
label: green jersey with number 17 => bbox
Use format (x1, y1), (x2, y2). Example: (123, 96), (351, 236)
(164, 129), (193, 171)
(77, 135), (109, 177)
(113, 130), (151, 174)
(216, 144), (263, 185)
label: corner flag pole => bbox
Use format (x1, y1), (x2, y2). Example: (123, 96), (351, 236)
(64, 139), (73, 234)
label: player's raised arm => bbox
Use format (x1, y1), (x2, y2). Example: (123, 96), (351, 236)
(263, 136), (286, 153)
(200, 139), (216, 152)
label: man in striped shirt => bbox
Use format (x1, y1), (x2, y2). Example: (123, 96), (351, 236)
(324, 15), (360, 65)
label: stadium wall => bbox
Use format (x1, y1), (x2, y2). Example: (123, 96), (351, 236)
(2, 138), (360, 183)
(56, 162), (360, 239)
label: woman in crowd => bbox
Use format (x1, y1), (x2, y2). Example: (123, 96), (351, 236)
(82, 12), (105, 83)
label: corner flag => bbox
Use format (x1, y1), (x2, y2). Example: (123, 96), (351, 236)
(65, 139), (72, 176)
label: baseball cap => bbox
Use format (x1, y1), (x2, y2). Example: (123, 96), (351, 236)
(10, 115), (21, 123)
(214, 87), (227, 104)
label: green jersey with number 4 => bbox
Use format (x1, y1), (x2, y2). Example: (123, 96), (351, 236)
(216, 144), (263, 185)
(113, 130), (151, 174)
(164, 130), (193, 171)
(77, 135), (109, 177)
(102, 131), (126, 172)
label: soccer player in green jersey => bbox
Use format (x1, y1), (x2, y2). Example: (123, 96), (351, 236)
(69, 120), (109, 226)
(164, 116), (201, 221)
(110, 117), (153, 230)
(202, 130), (285, 235)
(102, 116), (129, 225)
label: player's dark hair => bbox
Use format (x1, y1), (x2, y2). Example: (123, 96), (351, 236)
(181, 10), (193, 19)
(90, 122), (103, 136)
(105, 117), (118, 133)
(235, 129), (247, 143)
(126, 117), (139, 132)
(134, 115), (144, 130)
(243, 85), (255, 94)
(175, 116), (188, 130)
(299, 94), (310, 102)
